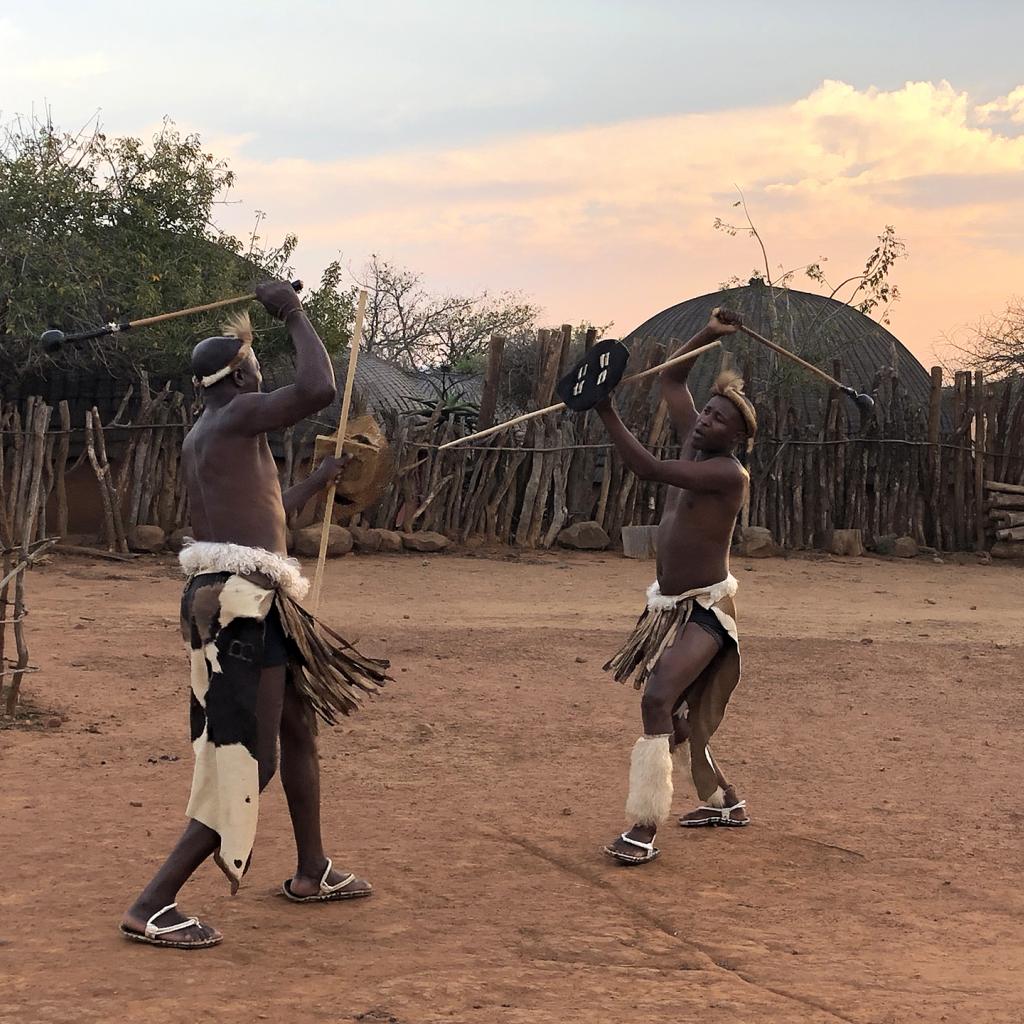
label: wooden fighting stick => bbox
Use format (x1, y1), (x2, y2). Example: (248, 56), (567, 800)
(40, 280), (304, 352)
(309, 288), (368, 612)
(727, 316), (875, 412)
(437, 338), (723, 451)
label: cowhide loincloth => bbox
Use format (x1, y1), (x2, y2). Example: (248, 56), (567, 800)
(179, 542), (389, 891)
(603, 576), (741, 801)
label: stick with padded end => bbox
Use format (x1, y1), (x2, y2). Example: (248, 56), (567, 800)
(40, 280), (304, 353)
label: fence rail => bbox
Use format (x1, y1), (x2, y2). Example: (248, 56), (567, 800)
(2, 350), (1023, 557)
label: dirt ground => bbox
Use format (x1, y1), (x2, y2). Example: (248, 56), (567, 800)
(1, 547), (1022, 1024)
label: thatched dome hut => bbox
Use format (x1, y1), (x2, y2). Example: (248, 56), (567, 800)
(625, 281), (932, 423)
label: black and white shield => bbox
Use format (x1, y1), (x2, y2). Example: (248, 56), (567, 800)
(556, 339), (630, 411)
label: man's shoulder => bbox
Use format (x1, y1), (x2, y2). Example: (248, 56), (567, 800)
(698, 454), (748, 494)
(688, 451), (746, 473)
(185, 410), (266, 455)
(190, 402), (256, 436)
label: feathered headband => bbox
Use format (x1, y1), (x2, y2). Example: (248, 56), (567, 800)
(195, 311), (254, 389)
(711, 368), (757, 453)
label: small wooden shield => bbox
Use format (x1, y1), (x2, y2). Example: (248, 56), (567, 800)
(556, 339), (630, 411)
(314, 413), (395, 518)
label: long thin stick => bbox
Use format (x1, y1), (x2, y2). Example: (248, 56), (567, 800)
(736, 324), (844, 390)
(438, 339), (722, 451)
(310, 289), (368, 612)
(128, 292), (264, 329)
(53, 280), (303, 344)
(128, 280), (301, 328)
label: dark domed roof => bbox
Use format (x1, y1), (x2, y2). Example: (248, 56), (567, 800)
(625, 283), (932, 424)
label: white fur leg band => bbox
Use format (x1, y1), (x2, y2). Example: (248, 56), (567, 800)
(705, 786), (727, 809)
(671, 739), (693, 795)
(625, 734), (674, 827)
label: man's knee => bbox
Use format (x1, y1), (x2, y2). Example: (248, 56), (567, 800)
(641, 685), (675, 721)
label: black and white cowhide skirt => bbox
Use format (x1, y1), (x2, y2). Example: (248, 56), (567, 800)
(180, 570), (389, 891)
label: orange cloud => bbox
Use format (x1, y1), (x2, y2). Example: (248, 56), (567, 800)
(214, 80), (1024, 367)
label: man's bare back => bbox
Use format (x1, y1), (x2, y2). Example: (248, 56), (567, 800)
(184, 421), (288, 553)
(184, 280), (341, 552)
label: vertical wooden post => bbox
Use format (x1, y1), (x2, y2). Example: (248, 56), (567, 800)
(0, 545), (10, 710)
(532, 330), (550, 407)
(927, 366), (943, 549)
(477, 333), (505, 430)
(974, 370), (986, 551)
(55, 401), (71, 537)
(964, 371), (975, 544)
(12, 399), (33, 543)
(4, 404), (47, 716)
(584, 327), (597, 352)
(535, 330), (563, 408)
(557, 323), (573, 380)
(6, 408), (22, 540)
(516, 330), (563, 547)
(953, 371), (967, 550)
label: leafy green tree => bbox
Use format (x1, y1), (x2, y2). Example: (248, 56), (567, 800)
(0, 114), (354, 381)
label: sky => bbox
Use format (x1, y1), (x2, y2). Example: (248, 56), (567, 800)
(2, 0), (1023, 366)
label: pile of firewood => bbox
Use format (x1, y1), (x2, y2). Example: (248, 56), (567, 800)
(986, 479), (1024, 557)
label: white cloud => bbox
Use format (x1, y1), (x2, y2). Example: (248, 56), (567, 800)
(202, 80), (1024, 365)
(0, 18), (110, 93)
(977, 85), (1024, 126)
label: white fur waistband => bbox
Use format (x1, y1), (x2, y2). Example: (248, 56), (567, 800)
(179, 540), (310, 602)
(647, 575), (737, 613)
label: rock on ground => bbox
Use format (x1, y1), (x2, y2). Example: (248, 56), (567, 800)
(736, 526), (777, 558)
(293, 525), (353, 558)
(893, 536), (919, 559)
(402, 531), (450, 553)
(349, 525), (383, 553)
(129, 525), (166, 554)
(557, 521), (610, 550)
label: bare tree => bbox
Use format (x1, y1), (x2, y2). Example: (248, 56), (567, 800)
(430, 291), (540, 370)
(949, 299), (1024, 380)
(356, 255), (539, 369)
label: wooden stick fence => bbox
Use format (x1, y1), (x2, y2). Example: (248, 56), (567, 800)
(0, 358), (1022, 572)
(0, 348), (1015, 719)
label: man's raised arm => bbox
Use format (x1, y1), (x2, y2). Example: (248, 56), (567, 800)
(595, 398), (744, 495)
(226, 280), (338, 435)
(660, 308), (737, 437)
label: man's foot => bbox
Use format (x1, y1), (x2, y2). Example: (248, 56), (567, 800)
(679, 786), (750, 828)
(282, 857), (373, 902)
(603, 825), (660, 865)
(120, 901), (222, 949)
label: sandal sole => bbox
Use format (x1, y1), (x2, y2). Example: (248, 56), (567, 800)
(281, 882), (374, 903)
(602, 846), (660, 865)
(119, 925), (222, 950)
(679, 818), (750, 828)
